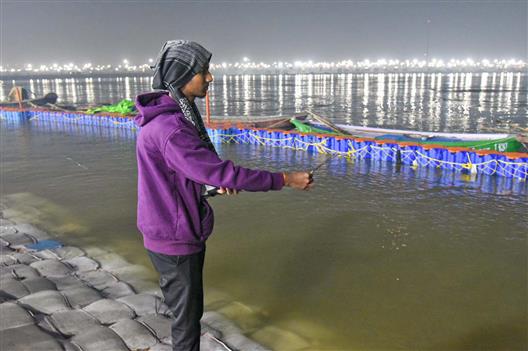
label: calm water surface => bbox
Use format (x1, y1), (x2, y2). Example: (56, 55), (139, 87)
(1, 119), (526, 350)
(2, 72), (527, 133)
(1, 73), (527, 349)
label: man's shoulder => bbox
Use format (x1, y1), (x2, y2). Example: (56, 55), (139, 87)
(138, 112), (199, 153)
(140, 111), (191, 137)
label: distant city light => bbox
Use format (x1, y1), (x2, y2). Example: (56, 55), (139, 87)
(0, 57), (525, 75)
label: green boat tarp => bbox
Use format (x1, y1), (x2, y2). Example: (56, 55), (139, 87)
(397, 136), (523, 152)
(290, 118), (340, 135)
(86, 99), (136, 115)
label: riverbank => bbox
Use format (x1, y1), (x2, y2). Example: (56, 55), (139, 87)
(0, 201), (273, 351)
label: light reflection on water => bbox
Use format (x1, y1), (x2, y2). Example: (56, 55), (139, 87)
(1, 120), (526, 350)
(2, 72), (526, 133)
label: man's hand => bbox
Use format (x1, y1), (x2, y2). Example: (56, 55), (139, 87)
(217, 187), (239, 195)
(283, 172), (313, 190)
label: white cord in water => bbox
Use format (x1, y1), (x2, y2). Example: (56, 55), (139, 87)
(65, 157), (89, 170)
(202, 332), (233, 351)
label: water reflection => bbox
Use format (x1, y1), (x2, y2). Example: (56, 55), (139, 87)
(243, 75), (250, 116)
(362, 73), (369, 126)
(278, 74), (283, 111)
(124, 77), (131, 100)
(85, 78), (95, 103)
(222, 74), (229, 115)
(2, 72), (526, 133)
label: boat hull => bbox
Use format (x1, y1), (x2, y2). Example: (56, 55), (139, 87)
(0, 93), (58, 108)
(209, 114), (307, 129)
(292, 119), (524, 152)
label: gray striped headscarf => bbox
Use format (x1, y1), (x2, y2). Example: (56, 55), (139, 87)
(151, 40), (215, 154)
(152, 40), (212, 90)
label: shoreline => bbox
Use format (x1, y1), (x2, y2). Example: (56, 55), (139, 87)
(0, 201), (275, 351)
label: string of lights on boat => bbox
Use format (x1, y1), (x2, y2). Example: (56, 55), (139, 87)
(0, 57), (525, 76)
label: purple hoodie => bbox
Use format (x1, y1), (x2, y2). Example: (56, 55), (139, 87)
(135, 91), (284, 255)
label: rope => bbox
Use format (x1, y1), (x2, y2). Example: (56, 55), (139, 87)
(212, 130), (527, 180)
(407, 150), (527, 178)
(214, 130), (369, 159)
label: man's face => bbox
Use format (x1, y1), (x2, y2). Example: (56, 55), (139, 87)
(182, 65), (213, 99)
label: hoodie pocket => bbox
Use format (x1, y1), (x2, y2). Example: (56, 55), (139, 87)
(171, 172), (181, 234)
(200, 200), (214, 239)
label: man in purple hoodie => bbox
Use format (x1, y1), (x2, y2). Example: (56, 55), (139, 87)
(135, 40), (312, 351)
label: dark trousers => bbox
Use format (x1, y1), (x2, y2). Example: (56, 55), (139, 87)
(147, 249), (205, 351)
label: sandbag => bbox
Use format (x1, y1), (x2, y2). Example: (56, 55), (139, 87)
(53, 246), (85, 259)
(0, 277), (30, 298)
(21, 277), (57, 294)
(201, 311), (242, 337)
(0, 290), (16, 302)
(100, 280), (135, 299)
(30, 259), (72, 277)
(0, 225), (18, 236)
(64, 256), (99, 272)
(201, 333), (240, 351)
(82, 298), (135, 324)
(62, 286), (101, 308)
(0, 302), (34, 330)
(76, 270), (117, 290)
(109, 319), (158, 350)
(48, 275), (87, 290)
(201, 322), (223, 340)
(33, 249), (61, 260)
(109, 264), (152, 291)
(71, 325), (129, 351)
(150, 343), (173, 351)
(60, 341), (83, 351)
(14, 223), (51, 240)
(0, 237), (10, 247)
(137, 313), (171, 341)
(0, 264), (40, 280)
(0, 253), (17, 266)
(1, 233), (36, 247)
(92, 252), (129, 272)
(223, 333), (270, 351)
(117, 293), (170, 316)
(0, 324), (63, 351)
(201, 311), (270, 351)
(48, 309), (100, 336)
(12, 252), (39, 265)
(18, 290), (70, 314)
(0, 219), (15, 226)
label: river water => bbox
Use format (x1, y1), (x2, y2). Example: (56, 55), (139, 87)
(1, 73), (527, 350)
(1, 72), (527, 132)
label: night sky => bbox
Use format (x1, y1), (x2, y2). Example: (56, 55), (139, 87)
(1, 0), (526, 66)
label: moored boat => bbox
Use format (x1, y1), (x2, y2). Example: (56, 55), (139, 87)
(1, 86), (58, 108)
(291, 118), (526, 152)
(0, 92), (58, 108)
